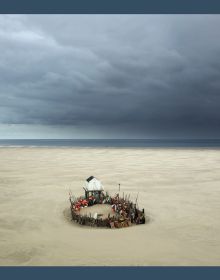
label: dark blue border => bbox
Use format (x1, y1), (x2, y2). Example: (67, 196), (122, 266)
(0, 0), (220, 13)
(0, 267), (220, 280)
(0, 0), (220, 279)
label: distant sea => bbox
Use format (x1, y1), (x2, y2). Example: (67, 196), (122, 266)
(1, 139), (220, 148)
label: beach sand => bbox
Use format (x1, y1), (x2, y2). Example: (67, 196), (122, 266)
(79, 204), (114, 219)
(0, 147), (220, 266)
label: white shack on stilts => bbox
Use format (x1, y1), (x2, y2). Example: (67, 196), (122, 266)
(84, 176), (104, 200)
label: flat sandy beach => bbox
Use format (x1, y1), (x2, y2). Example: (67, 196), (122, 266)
(0, 147), (220, 266)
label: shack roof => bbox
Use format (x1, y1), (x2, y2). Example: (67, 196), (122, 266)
(85, 176), (104, 191)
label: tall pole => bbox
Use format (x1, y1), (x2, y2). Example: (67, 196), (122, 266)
(135, 192), (139, 205)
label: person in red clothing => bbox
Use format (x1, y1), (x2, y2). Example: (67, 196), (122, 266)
(82, 199), (88, 207)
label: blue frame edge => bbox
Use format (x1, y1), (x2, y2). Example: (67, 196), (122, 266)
(0, 0), (220, 14)
(1, 267), (220, 280)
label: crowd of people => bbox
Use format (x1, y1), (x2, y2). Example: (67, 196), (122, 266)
(69, 191), (146, 227)
(70, 191), (111, 211)
(111, 194), (145, 224)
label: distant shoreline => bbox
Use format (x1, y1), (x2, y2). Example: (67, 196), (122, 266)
(1, 139), (220, 148)
(1, 146), (220, 150)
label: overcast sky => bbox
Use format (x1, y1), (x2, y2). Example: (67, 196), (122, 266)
(0, 15), (220, 139)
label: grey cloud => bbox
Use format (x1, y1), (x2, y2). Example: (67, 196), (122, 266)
(0, 15), (220, 138)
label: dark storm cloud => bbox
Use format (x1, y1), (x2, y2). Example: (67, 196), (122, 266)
(1, 15), (220, 138)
